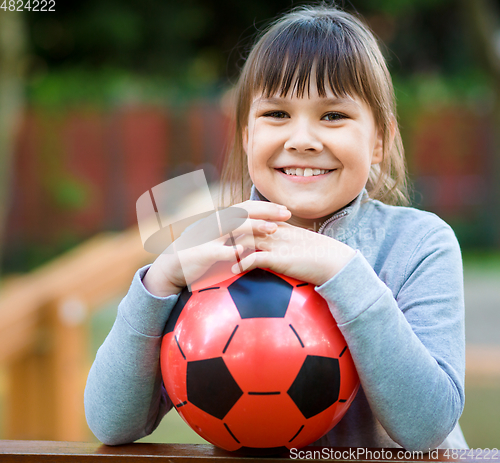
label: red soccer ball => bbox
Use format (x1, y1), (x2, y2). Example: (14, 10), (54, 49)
(160, 269), (359, 453)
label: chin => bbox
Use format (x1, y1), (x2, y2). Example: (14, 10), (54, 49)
(290, 207), (331, 221)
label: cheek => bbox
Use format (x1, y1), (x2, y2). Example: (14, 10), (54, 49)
(246, 120), (278, 149)
(346, 131), (375, 163)
(245, 130), (271, 164)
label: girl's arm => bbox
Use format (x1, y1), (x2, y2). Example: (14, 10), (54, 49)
(84, 201), (290, 445)
(84, 265), (179, 445)
(316, 220), (465, 451)
(235, 207), (464, 451)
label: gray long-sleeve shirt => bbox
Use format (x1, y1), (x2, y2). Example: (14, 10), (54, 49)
(84, 189), (468, 451)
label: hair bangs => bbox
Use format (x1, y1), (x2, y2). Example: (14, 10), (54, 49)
(251, 19), (368, 101)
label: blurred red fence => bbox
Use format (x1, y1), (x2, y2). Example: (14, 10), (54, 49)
(9, 107), (170, 241)
(408, 106), (492, 219)
(4, 102), (231, 269)
(2, 101), (494, 271)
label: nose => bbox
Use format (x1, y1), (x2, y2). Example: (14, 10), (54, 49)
(284, 119), (323, 153)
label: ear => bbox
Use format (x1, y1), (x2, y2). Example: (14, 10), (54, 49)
(371, 117), (396, 165)
(242, 126), (249, 155)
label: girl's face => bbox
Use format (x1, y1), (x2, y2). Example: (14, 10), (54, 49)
(243, 85), (384, 230)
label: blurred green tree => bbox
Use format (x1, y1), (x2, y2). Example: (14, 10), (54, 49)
(459, 0), (500, 246)
(23, 0), (483, 97)
(0, 11), (26, 275)
(4, 0), (499, 260)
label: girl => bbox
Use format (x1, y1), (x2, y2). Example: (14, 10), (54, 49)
(85, 4), (467, 451)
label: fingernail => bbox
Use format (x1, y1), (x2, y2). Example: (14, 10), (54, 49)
(277, 205), (287, 210)
(258, 223), (269, 232)
(279, 209), (290, 217)
(266, 222), (278, 231)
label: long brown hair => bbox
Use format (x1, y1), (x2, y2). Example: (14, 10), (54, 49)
(219, 3), (409, 207)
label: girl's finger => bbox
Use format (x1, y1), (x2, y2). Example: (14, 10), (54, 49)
(234, 233), (271, 252)
(204, 217), (276, 243)
(230, 218), (278, 237)
(202, 241), (244, 264)
(231, 251), (258, 274)
(184, 218), (278, 255)
(235, 200), (291, 221)
(232, 250), (272, 274)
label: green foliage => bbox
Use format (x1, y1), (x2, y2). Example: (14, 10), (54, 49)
(393, 69), (492, 115)
(15, 0), (500, 256)
(2, 233), (83, 273)
(462, 250), (500, 273)
(48, 175), (89, 210)
(76, 3), (143, 51)
(355, 0), (451, 15)
(23, 0), (490, 107)
(26, 67), (178, 108)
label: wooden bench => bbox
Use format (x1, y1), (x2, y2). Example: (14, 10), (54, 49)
(1, 441), (497, 463)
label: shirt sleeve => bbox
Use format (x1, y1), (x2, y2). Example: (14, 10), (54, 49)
(84, 265), (179, 445)
(315, 223), (465, 452)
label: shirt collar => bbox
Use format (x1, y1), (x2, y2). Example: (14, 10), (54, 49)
(249, 185), (371, 242)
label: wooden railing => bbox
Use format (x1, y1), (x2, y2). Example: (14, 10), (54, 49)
(0, 228), (153, 441)
(1, 442), (497, 463)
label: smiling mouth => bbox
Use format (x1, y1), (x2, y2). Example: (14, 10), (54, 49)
(278, 167), (334, 177)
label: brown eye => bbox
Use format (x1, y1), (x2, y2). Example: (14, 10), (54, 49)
(322, 112), (346, 121)
(264, 111), (289, 119)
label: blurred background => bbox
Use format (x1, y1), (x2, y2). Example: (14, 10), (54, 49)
(0, 0), (499, 449)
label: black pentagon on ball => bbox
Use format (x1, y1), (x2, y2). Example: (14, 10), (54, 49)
(163, 287), (192, 335)
(287, 355), (340, 419)
(187, 357), (243, 419)
(228, 269), (293, 319)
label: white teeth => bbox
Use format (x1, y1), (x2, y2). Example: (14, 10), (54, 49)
(283, 168), (331, 176)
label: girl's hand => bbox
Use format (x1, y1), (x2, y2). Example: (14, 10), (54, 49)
(142, 201), (291, 297)
(232, 222), (356, 286)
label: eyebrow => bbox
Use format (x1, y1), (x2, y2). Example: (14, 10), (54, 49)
(251, 96), (359, 108)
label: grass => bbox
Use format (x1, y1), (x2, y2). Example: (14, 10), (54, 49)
(138, 409), (209, 444)
(461, 378), (500, 449)
(462, 250), (500, 274)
